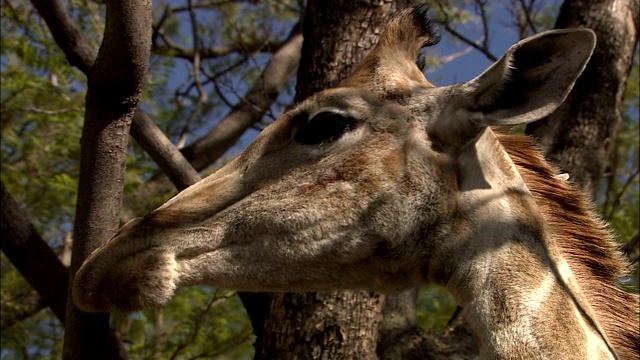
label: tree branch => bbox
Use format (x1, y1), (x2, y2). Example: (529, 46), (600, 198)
(154, 34), (284, 60)
(29, 0), (97, 73)
(605, 167), (639, 221)
(175, 0), (207, 148)
(181, 28), (303, 171)
(29, 4), (275, 350)
(433, 0), (498, 62)
(622, 231), (639, 263)
(518, 0), (539, 35)
(130, 111), (201, 191)
(0, 182), (69, 326)
(151, 2), (285, 60)
(28, 0), (201, 194)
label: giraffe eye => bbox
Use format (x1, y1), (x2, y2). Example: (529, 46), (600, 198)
(295, 111), (357, 145)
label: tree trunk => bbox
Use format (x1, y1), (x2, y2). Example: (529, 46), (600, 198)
(61, 1), (152, 359)
(257, 1), (406, 358)
(526, 0), (639, 199)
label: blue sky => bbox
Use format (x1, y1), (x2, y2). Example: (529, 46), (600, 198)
(148, 1), (564, 164)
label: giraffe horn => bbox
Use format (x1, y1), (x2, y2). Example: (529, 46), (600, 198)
(340, 4), (440, 92)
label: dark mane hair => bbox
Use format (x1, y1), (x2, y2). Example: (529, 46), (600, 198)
(498, 132), (640, 359)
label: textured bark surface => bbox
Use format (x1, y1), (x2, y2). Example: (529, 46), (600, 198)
(261, 292), (385, 359)
(387, 315), (479, 360)
(257, 1), (405, 358)
(526, 0), (639, 199)
(294, 0), (407, 101)
(376, 289), (418, 358)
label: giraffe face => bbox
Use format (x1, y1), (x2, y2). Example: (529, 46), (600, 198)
(72, 5), (595, 313)
(73, 84), (458, 312)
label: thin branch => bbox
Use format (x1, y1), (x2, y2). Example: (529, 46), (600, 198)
(152, 4), (283, 61)
(176, 0), (207, 148)
(442, 24), (498, 62)
(436, 45), (475, 66)
(1, 107), (79, 115)
(605, 167), (640, 221)
(181, 30), (303, 171)
(129, 111), (201, 191)
(151, 4), (173, 49)
(212, 78), (236, 109)
(170, 291), (236, 360)
(201, 56), (249, 87)
(622, 231), (639, 262)
(518, 0), (538, 34)
(473, 0), (491, 51)
(601, 137), (620, 216)
(154, 38), (284, 59)
(433, 1), (498, 62)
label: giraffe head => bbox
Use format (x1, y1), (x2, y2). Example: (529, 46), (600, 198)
(72, 5), (595, 313)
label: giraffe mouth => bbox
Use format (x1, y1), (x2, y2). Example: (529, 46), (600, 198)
(73, 211), (242, 313)
(72, 227), (181, 313)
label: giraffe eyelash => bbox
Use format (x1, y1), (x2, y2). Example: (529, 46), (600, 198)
(295, 110), (359, 146)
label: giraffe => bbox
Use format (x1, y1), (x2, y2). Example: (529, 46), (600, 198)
(72, 5), (639, 359)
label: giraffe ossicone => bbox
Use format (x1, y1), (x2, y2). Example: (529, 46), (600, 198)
(73, 5), (639, 359)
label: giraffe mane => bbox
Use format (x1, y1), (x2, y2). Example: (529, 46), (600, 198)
(498, 131), (640, 359)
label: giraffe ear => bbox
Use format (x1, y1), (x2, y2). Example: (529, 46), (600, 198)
(454, 28), (595, 128)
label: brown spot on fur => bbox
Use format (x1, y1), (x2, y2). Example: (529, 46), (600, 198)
(381, 148), (404, 178)
(298, 172), (343, 194)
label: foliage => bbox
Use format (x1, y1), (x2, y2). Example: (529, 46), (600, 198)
(0, 2), (84, 358)
(416, 285), (458, 331)
(113, 288), (254, 360)
(1, 253), (64, 360)
(1, 1), (85, 241)
(598, 47), (640, 289)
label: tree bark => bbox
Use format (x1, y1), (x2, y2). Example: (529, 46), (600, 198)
(61, 1), (152, 359)
(261, 292), (385, 359)
(377, 289), (419, 359)
(257, 1), (407, 359)
(526, 0), (639, 199)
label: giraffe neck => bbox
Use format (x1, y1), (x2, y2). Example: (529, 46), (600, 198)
(429, 130), (617, 359)
(447, 234), (615, 359)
